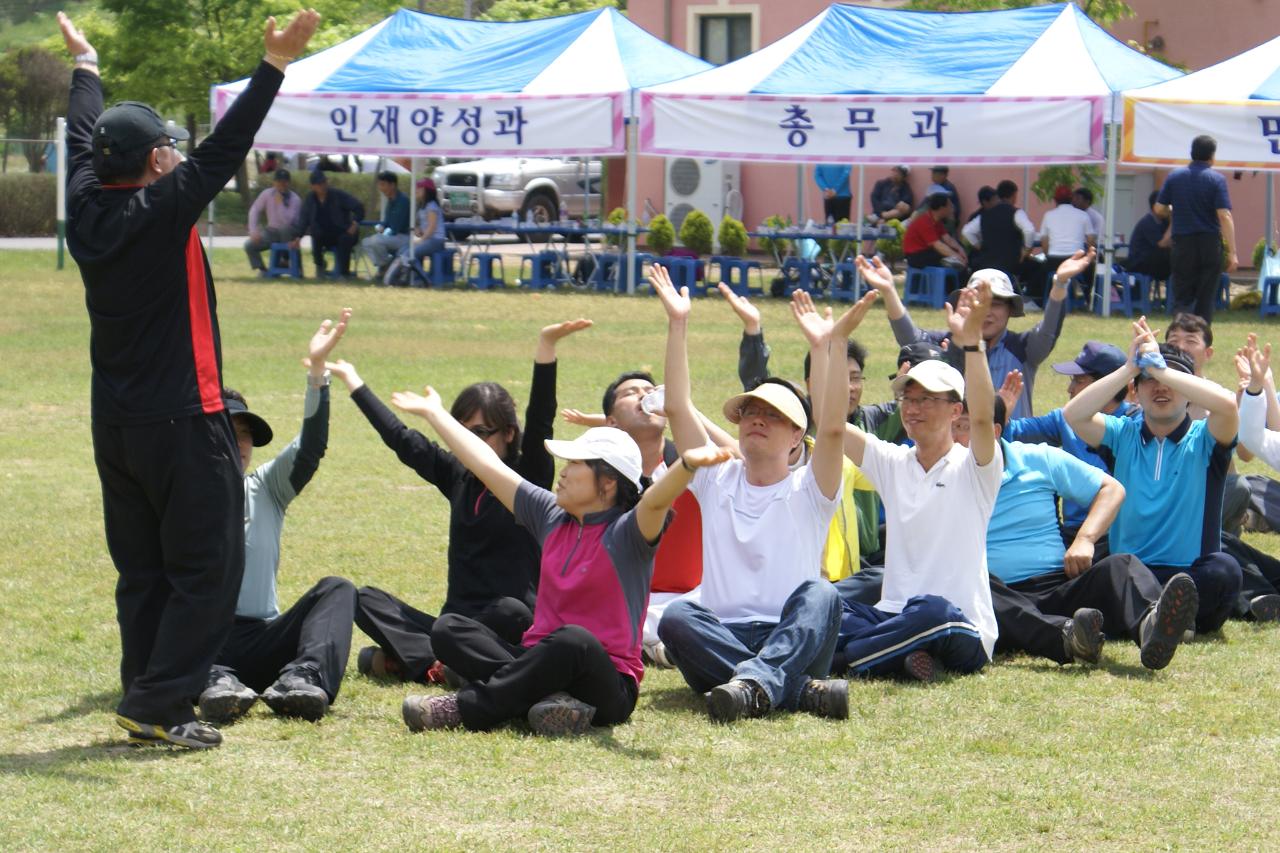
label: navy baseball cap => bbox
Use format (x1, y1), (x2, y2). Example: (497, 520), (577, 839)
(92, 101), (188, 160)
(309, 170), (328, 185)
(273, 168), (292, 182)
(223, 396), (273, 446)
(890, 340), (945, 379)
(1052, 341), (1126, 377)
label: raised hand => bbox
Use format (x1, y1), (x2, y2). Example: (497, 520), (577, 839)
(1234, 344), (1253, 392)
(789, 288), (833, 348)
(717, 283), (761, 334)
(998, 369), (1024, 412)
(391, 386), (445, 420)
(831, 289), (878, 339)
(56, 11), (94, 57)
(650, 264), (691, 322)
(561, 408), (606, 428)
(1243, 333), (1272, 394)
(855, 255), (895, 293)
(1054, 247), (1097, 283)
(540, 318), (593, 343)
(1129, 315), (1160, 364)
(947, 282), (989, 347)
(681, 444), (736, 470)
(307, 308), (351, 368)
(264, 8), (321, 62)
(323, 358), (362, 392)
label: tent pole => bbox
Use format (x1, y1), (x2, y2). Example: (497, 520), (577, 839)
(625, 92), (638, 295)
(409, 157), (418, 272)
(1267, 172), (1275, 255)
(56, 117), (66, 270)
(855, 164), (865, 291)
(796, 164), (804, 223)
(1100, 110), (1119, 318)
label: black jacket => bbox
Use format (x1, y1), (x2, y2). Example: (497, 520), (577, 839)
(299, 187), (365, 238)
(66, 63), (282, 425)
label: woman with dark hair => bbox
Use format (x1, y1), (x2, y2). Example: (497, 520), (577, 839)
(326, 319), (592, 684)
(386, 391), (732, 736)
(384, 177), (446, 286)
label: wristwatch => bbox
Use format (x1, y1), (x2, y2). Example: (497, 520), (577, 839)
(74, 51), (99, 65)
(962, 340), (986, 353)
(308, 370), (331, 389)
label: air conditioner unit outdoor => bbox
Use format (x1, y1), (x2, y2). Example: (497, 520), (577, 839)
(664, 158), (741, 248)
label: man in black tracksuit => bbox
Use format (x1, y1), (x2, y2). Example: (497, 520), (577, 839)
(59, 10), (318, 748)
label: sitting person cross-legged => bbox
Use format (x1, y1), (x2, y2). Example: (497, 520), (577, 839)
(653, 264), (862, 723)
(1063, 320), (1244, 636)
(957, 396), (1198, 670)
(198, 309), (357, 725)
(393, 394), (730, 735)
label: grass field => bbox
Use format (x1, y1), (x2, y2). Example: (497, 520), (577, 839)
(2, 248), (1279, 850)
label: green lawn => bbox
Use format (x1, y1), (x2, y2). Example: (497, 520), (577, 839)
(2, 249), (1279, 850)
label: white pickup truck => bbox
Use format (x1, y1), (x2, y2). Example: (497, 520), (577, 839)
(433, 157), (603, 225)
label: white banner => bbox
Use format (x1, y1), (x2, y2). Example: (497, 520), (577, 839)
(1122, 97), (1280, 170)
(211, 90), (624, 156)
(639, 93), (1104, 164)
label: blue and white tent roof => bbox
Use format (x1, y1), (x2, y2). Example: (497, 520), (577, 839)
(1125, 34), (1280, 102)
(645, 2), (1178, 98)
(217, 7), (710, 98)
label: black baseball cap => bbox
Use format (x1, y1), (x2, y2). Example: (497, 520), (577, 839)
(273, 168), (292, 182)
(223, 396), (273, 446)
(1052, 341), (1126, 377)
(92, 101), (188, 160)
(309, 170), (328, 185)
(1155, 343), (1195, 376)
(890, 340), (945, 379)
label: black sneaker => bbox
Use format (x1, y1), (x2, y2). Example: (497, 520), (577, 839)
(1063, 607), (1105, 665)
(1249, 594), (1280, 623)
(798, 679), (849, 719)
(116, 715), (222, 749)
(198, 671), (258, 725)
(903, 650), (938, 682)
(707, 679), (770, 722)
(261, 664), (329, 722)
(527, 692), (596, 736)
(1140, 573), (1199, 670)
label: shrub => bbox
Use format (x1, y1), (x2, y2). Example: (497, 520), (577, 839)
(1254, 236), (1273, 270)
(718, 215), (748, 257)
(0, 173), (56, 236)
(876, 218), (906, 265)
(757, 214), (792, 258)
(606, 206), (628, 246)
(646, 214), (675, 255)
(678, 210), (714, 256)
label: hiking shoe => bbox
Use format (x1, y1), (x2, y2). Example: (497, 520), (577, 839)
(1140, 573), (1199, 670)
(903, 650), (939, 682)
(527, 692), (596, 736)
(116, 715), (222, 749)
(1249, 594), (1280, 623)
(403, 693), (462, 732)
(707, 679), (770, 722)
(642, 641), (674, 669)
(261, 665), (329, 722)
(798, 679), (849, 719)
(1063, 608), (1106, 665)
(198, 670), (258, 725)
(357, 646), (402, 679)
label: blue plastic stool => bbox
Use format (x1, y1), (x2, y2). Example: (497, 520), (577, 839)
(829, 261), (867, 302)
(904, 266), (956, 309)
(588, 253), (621, 292)
(1091, 267), (1135, 317)
(780, 257), (823, 295)
(266, 242), (302, 278)
(1261, 277), (1280, 317)
(663, 256), (705, 295)
(518, 250), (562, 290)
(616, 252), (654, 293)
(466, 252), (505, 290)
(710, 256), (765, 296)
(427, 248), (458, 287)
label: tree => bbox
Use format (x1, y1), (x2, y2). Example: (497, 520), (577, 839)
(481, 0), (618, 22)
(0, 46), (70, 172)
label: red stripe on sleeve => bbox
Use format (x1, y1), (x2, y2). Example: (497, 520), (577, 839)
(185, 228), (224, 414)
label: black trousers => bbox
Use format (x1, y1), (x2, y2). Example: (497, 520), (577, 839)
(92, 413), (244, 727)
(823, 195), (851, 224)
(1149, 552), (1243, 634)
(213, 577), (356, 701)
(432, 615), (638, 732)
(1122, 249), (1172, 282)
(1220, 532), (1280, 618)
(1170, 231), (1223, 322)
(354, 586), (531, 682)
(311, 231), (358, 276)
(906, 248), (945, 269)
(989, 554), (1161, 663)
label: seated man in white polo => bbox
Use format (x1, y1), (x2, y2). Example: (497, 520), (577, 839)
(835, 261), (1002, 681)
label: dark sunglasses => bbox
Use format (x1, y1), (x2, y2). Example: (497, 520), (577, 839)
(469, 424), (501, 439)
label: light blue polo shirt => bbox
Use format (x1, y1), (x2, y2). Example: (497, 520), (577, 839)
(1100, 413), (1232, 567)
(986, 440), (1104, 584)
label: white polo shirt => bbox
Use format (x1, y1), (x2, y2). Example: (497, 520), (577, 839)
(858, 435), (1002, 659)
(1039, 204), (1095, 256)
(690, 458), (839, 624)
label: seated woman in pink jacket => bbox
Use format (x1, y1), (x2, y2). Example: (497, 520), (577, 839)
(391, 385), (731, 736)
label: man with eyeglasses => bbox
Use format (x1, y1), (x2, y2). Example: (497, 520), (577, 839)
(653, 265), (872, 722)
(833, 264), (1001, 681)
(59, 10), (319, 749)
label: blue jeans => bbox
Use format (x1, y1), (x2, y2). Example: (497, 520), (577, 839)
(657, 580), (840, 710)
(837, 595), (988, 678)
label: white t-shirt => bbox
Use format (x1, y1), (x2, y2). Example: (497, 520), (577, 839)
(859, 435), (1002, 659)
(690, 458), (840, 624)
(1039, 204), (1095, 256)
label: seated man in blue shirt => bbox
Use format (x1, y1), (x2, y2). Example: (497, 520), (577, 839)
(198, 310), (357, 725)
(1004, 341), (1139, 549)
(1122, 190), (1172, 281)
(361, 170), (411, 278)
(1064, 322), (1244, 635)
(959, 397), (1197, 670)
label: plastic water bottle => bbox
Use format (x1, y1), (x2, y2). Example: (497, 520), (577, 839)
(640, 386), (665, 416)
(558, 200), (568, 223)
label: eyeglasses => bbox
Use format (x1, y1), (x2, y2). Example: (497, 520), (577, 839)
(895, 394), (955, 409)
(468, 424), (501, 439)
(848, 373), (864, 385)
(738, 404), (788, 423)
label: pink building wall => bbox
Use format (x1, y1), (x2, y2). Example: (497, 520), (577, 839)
(623, 0), (1280, 263)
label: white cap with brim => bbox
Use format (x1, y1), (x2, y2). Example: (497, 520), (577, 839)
(722, 382), (808, 431)
(965, 268), (1024, 317)
(890, 359), (966, 400)
(544, 427), (643, 490)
